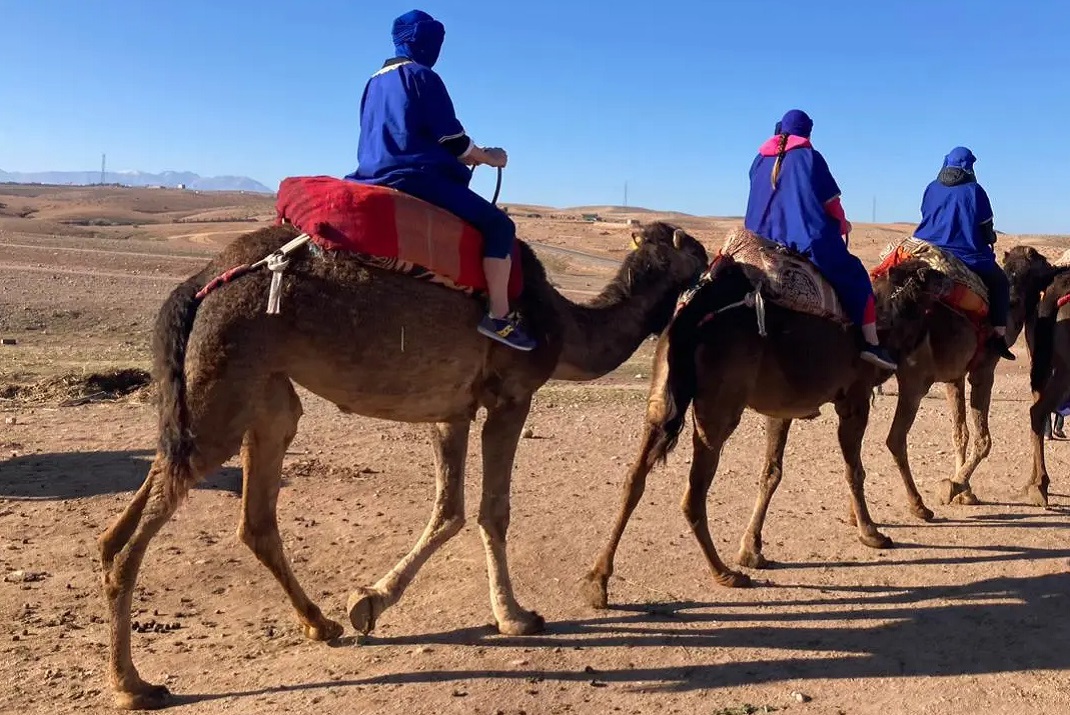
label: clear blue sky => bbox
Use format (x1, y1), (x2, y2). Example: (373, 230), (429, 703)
(2, 0), (1069, 233)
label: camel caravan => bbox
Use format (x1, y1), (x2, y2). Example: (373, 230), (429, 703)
(97, 10), (1070, 711)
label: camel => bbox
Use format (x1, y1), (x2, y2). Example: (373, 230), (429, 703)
(1003, 245), (1070, 506)
(882, 246), (1031, 520)
(582, 253), (951, 608)
(97, 220), (708, 709)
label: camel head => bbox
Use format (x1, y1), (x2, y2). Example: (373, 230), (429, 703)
(1003, 245), (1057, 342)
(612, 221), (710, 336)
(875, 258), (954, 355)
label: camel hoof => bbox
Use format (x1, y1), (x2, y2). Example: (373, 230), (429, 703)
(304, 618), (345, 642)
(737, 550), (770, 569)
(114, 684), (171, 711)
(580, 573), (609, 610)
(910, 505), (935, 522)
(346, 588), (382, 636)
(715, 570), (753, 588)
(496, 610), (545, 636)
(951, 488), (981, 506)
(859, 532), (893, 550)
(1021, 484), (1050, 507)
(937, 479), (958, 506)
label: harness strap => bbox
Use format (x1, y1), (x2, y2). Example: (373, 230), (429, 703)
(194, 233), (313, 309)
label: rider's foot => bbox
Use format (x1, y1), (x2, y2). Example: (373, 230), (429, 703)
(860, 344), (898, 371)
(478, 312), (536, 351)
(987, 334), (1016, 361)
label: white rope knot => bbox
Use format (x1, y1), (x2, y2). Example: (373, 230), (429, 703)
(265, 253), (290, 315)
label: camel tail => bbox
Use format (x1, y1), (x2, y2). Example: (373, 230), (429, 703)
(649, 258), (753, 465)
(152, 275), (205, 504)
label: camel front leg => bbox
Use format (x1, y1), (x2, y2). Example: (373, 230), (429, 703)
(346, 421), (469, 635)
(886, 371), (935, 520)
(945, 364), (996, 505)
(478, 397), (544, 635)
(583, 420), (662, 609)
(738, 416), (792, 568)
(837, 390), (892, 549)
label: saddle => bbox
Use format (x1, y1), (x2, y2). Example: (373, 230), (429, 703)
(870, 236), (988, 323)
(712, 227), (851, 325)
(274, 175), (522, 300)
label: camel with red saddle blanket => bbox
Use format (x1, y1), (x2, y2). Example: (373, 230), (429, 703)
(869, 236), (1026, 517)
(583, 228), (953, 606)
(96, 178), (709, 709)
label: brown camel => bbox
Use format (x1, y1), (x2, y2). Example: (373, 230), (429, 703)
(1003, 245), (1070, 506)
(882, 248), (1029, 520)
(582, 254), (951, 608)
(97, 220), (708, 709)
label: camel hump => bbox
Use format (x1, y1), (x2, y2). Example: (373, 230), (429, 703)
(718, 227), (849, 325)
(275, 176), (523, 300)
(873, 237), (989, 319)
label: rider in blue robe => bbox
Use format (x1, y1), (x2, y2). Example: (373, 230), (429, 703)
(744, 109), (897, 370)
(346, 10), (534, 351)
(913, 147), (1014, 359)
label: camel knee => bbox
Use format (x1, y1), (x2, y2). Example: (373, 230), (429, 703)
(237, 515), (280, 553)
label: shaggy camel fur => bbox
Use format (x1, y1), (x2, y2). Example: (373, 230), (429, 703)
(97, 221), (708, 709)
(583, 256), (951, 608)
(883, 249), (1027, 519)
(1004, 245), (1070, 507)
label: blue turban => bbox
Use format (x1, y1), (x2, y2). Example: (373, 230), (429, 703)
(780, 109), (814, 138)
(392, 10), (445, 68)
(943, 146), (977, 173)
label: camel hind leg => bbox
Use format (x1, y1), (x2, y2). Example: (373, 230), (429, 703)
(684, 398), (750, 588)
(99, 426), (246, 708)
(838, 386), (892, 549)
(738, 416), (792, 569)
(237, 374), (343, 641)
(582, 419), (666, 609)
(346, 420), (470, 635)
(885, 371), (935, 520)
(1022, 370), (1070, 506)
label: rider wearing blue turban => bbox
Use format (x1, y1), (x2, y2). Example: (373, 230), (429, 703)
(744, 109), (897, 370)
(913, 147), (1014, 360)
(346, 10), (534, 351)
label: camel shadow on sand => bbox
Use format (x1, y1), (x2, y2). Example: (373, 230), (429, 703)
(170, 566), (1070, 704)
(0, 449), (242, 500)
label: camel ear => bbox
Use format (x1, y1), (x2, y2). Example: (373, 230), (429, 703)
(672, 229), (684, 250)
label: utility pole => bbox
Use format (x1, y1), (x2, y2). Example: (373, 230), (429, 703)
(872, 195), (876, 223)
(623, 181), (628, 208)
(100, 154), (106, 185)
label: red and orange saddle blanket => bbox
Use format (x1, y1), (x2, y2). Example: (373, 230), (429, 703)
(870, 236), (989, 323)
(676, 227), (851, 325)
(274, 175), (522, 300)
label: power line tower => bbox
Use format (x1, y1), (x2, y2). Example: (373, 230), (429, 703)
(872, 195), (876, 223)
(623, 181), (628, 207)
(100, 154), (106, 185)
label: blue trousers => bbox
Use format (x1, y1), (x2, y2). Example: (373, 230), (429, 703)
(786, 234), (874, 327)
(384, 173), (516, 259)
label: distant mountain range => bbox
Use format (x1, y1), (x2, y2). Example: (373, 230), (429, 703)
(0, 169), (273, 194)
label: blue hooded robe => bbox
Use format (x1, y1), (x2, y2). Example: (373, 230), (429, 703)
(345, 10), (514, 258)
(912, 146), (1008, 325)
(743, 110), (874, 327)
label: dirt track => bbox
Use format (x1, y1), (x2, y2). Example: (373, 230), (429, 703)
(2, 187), (1069, 715)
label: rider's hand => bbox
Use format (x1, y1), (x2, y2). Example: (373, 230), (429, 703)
(482, 147), (508, 169)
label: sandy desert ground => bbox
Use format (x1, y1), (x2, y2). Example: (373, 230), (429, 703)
(1, 184), (1069, 715)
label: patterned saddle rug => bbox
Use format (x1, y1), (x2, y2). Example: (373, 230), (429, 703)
(870, 236), (988, 323)
(714, 227), (850, 324)
(274, 175), (522, 300)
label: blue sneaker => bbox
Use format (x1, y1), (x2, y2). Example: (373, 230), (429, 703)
(478, 312), (536, 351)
